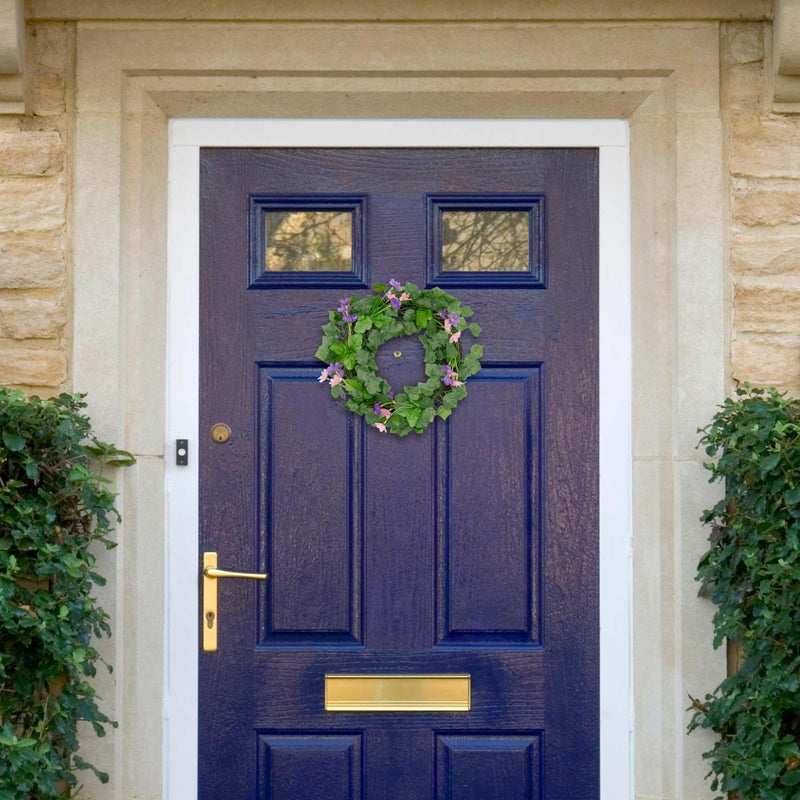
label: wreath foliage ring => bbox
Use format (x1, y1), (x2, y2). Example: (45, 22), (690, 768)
(316, 280), (482, 436)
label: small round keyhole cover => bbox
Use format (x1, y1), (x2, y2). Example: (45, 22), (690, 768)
(210, 423), (231, 444)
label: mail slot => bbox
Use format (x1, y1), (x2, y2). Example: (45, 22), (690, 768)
(324, 674), (471, 712)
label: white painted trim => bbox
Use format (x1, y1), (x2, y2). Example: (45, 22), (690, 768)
(165, 118), (633, 800)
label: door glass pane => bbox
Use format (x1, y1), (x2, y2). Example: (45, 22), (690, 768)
(441, 210), (529, 272)
(265, 210), (352, 272)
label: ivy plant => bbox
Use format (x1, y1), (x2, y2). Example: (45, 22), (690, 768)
(689, 385), (800, 800)
(0, 389), (133, 798)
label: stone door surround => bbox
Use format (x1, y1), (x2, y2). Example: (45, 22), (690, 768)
(73, 19), (725, 800)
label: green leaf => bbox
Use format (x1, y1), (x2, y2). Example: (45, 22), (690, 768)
(416, 308), (432, 328)
(785, 486), (800, 505)
(354, 317), (373, 333)
(469, 323), (482, 337)
(782, 771), (800, 786)
(2, 431), (25, 452)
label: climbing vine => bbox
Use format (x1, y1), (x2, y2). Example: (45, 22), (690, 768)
(0, 389), (133, 798)
(689, 385), (800, 799)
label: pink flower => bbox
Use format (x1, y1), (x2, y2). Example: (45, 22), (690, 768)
(399, 292), (410, 302)
(379, 408), (391, 419)
(449, 330), (462, 343)
(451, 380), (463, 387)
(329, 373), (343, 387)
(444, 319), (453, 334)
(375, 422), (387, 432)
(318, 367), (331, 382)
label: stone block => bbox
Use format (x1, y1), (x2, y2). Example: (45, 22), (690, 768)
(730, 235), (800, 275)
(30, 72), (66, 116)
(0, 296), (65, 339)
(723, 61), (767, 111)
(732, 338), (800, 385)
(726, 24), (764, 64)
(0, 131), (65, 176)
(0, 343), (66, 386)
(0, 177), (66, 233)
(0, 232), (65, 288)
(734, 281), (800, 335)
(731, 115), (800, 178)
(732, 180), (800, 227)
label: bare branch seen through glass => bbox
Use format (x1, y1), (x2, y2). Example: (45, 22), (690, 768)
(265, 210), (352, 272)
(441, 210), (529, 272)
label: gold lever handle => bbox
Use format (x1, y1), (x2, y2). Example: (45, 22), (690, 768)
(204, 567), (268, 580)
(202, 552), (268, 652)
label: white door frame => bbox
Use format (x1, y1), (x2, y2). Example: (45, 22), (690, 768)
(164, 118), (633, 799)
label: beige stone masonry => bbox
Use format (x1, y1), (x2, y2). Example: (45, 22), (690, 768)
(0, 174), (66, 230)
(732, 178), (800, 227)
(730, 234), (800, 274)
(0, 340), (65, 384)
(725, 21), (800, 397)
(29, 0), (774, 20)
(730, 115), (800, 178)
(0, 293), (64, 338)
(735, 279), (800, 334)
(733, 339), (800, 386)
(0, 129), (63, 173)
(0, 20), (72, 391)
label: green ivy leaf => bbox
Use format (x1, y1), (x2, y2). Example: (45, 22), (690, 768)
(2, 431), (25, 452)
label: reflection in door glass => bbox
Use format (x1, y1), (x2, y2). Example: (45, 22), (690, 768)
(265, 210), (352, 272)
(441, 210), (529, 272)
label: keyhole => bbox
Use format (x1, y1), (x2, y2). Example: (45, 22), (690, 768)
(210, 423), (231, 444)
(206, 611), (215, 629)
(393, 350), (402, 358)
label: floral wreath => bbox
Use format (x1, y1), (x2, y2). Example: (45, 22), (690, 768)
(316, 280), (482, 435)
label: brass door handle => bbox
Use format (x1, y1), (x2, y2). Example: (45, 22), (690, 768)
(202, 552), (268, 652)
(204, 567), (268, 580)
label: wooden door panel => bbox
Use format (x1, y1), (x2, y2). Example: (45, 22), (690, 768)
(258, 367), (362, 645)
(437, 367), (541, 645)
(257, 734), (363, 800)
(437, 735), (541, 800)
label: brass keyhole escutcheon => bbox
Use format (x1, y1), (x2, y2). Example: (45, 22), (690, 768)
(205, 611), (215, 629)
(210, 423), (231, 444)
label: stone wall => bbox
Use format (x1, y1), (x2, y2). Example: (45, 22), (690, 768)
(0, 21), (70, 392)
(3, 18), (798, 400)
(726, 22), (800, 391)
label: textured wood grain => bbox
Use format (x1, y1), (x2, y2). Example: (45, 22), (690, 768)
(199, 147), (599, 799)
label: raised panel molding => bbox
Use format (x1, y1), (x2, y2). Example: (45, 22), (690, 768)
(258, 366), (363, 645)
(436, 367), (542, 646)
(436, 734), (542, 800)
(257, 733), (362, 800)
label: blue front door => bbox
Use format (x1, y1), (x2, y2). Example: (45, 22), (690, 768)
(198, 148), (599, 799)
